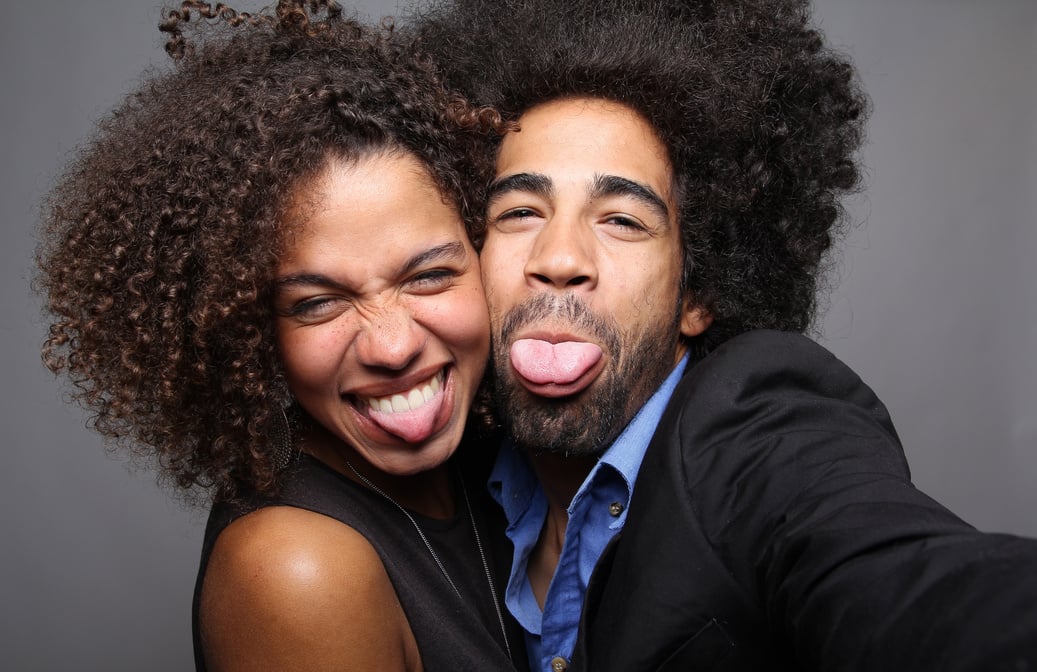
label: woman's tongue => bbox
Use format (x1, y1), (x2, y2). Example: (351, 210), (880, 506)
(510, 338), (603, 386)
(367, 388), (443, 443)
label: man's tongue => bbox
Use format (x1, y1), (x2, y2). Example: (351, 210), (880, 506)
(367, 390), (442, 443)
(510, 339), (603, 385)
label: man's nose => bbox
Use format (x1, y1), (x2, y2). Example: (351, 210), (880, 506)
(523, 217), (597, 291)
(353, 302), (426, 371)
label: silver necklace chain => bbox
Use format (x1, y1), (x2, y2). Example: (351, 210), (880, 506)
(344, 460), (512, 661)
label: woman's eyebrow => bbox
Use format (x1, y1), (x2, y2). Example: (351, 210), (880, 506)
(274, 241), (468, 291)
(273, 273), (344, 291)
(400, 241), (468, 275)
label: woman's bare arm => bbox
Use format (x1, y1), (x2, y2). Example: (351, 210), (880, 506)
(199, 506), (421, 672)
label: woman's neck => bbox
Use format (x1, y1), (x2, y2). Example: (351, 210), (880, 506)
(298, 418), (456, 519)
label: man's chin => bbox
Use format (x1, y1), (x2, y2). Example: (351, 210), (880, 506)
(500, 389), (621, 457)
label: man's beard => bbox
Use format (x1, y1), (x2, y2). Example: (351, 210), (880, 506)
(492, 293), (682, 457)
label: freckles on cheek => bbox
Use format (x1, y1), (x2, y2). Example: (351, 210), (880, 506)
(278, 332), (334, 386)
(446, 295), (491, 351)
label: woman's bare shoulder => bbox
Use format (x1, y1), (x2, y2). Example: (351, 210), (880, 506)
(199, 505), (421, 672)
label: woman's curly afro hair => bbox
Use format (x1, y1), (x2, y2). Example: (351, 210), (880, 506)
(36, 0), (501, 501)
(414, 0), (869, 355)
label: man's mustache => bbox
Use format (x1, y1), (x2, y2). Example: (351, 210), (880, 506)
(497, 293), (620, 352)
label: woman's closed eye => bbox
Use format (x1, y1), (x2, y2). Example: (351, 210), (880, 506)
(282, 295), (350, 323)
(407, 268), (460, 293)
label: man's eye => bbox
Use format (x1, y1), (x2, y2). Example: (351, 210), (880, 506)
(606, 215), (644, 230)
(490, 206), (542, 232)
(490, 203), (547, 223)
(499, 207), (538, 219)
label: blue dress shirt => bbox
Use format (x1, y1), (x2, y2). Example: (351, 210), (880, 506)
(488, 356), (689, 672)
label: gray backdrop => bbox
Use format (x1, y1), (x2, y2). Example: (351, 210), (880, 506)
(3, 1), (1034, 670)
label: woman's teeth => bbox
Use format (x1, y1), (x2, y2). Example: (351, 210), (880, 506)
(364, 373), (442, 414)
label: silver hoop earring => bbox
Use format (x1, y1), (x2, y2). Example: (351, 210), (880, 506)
(272, 406), (295, 470)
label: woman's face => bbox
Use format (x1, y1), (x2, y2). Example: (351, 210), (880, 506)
(273, 151), (490, 476)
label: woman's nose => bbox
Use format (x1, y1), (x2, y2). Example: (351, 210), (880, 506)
(353, 303), (427, 371)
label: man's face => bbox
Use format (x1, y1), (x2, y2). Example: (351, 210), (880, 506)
(482, 97), (710, 456)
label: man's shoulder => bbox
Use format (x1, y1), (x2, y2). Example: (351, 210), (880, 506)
(673, 329), (872, 415)
(654, 329), (899, 472)
(690, 329), (839, 378)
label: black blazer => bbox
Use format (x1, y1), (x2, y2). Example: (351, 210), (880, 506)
(571, 330), (1037, 672)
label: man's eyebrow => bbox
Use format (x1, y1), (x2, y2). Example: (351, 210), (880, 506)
(487, 172), (554, 205)
(591, 174), (670, 221)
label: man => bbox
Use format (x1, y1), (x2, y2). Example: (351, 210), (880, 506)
(480, 95), (712, 669)
(416, 1), (1037, 670)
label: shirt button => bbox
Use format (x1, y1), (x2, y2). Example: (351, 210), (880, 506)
(550, 656), (569, 672)
(608, 501), (625, 517)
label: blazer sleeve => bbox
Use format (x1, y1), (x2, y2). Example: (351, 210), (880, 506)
(673, 330), (1037, 671)
(576, 329), (1037, 672)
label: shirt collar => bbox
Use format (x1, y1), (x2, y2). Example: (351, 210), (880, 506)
(489, 353), (690, 523)
(571, 353), (689, 521)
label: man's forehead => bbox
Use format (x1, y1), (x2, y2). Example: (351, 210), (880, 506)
(496, 96), (675, 199)
(507, 97), (666, 150)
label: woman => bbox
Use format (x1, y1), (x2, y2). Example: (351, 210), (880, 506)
(36, 1), (521, 669)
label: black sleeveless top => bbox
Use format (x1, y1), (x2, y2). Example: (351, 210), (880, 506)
(192, 450), (525, 671)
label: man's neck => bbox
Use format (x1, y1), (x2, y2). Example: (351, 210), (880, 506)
(525, 451), (598, 607)
(529, 451), (599, 512)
